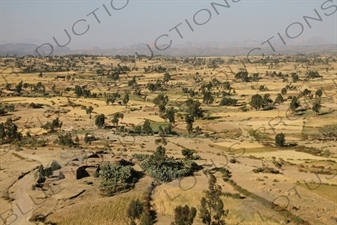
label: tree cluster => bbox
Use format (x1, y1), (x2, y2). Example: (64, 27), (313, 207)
(41, 117), (63, 133)
(99, 163), (136, 196)
(53, 132), (77, 147)
(134, 146), (199, 182)
(0, 118), (22, 143)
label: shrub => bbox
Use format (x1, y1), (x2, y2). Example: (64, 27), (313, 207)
(139, 146), (199, 182)
(100, 163), (136, 196)
(253, 167), (280, 174)
(230, 158), (237, 164)
(50, 160), (61, 171)
(127, 199), (144, 220)
(275, 133), (285, 147)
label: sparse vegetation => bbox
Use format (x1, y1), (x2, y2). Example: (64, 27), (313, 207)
(0, 54), (335, 225)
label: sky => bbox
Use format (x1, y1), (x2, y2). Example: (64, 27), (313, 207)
(1, 0), (336, 49)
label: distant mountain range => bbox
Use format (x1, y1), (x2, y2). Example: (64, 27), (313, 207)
(0, 43), (71, 56)
(0, 36), (335, 57)
(161, 36), (333, 49)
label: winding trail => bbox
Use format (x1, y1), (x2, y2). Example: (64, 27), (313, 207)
(6, 152), (49, 225)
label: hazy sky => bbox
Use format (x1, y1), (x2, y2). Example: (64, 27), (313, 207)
(1, 0), (336, 49)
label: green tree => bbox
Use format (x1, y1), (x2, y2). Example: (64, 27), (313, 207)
(307, 71), (321, 79)
(290, 96), (300, 112)
(112, 112), (124, 127)
(0, 118), (22, 143)
(274, 93), (284, 105)
(185, 114), (194, 135)
(84, 133), (90, 144)
(100, 163), (135, 196)
(54, 133), (75, 147)
(74, 85), (83, 97)
(165, 107), (176, 124)
(219, 97), (237, 106)
(37, 165), (53, 179)
(142, 119), (153, 135)
(128, 76), (137, 87)
(203, 91), (214, 105)
(281, 87), (287, 96)
(185, 99), (203, 119)
(153, 94), (169, 114)
(164, 72), (171, 83)
(275, 133), (285, 147)
(312, 98), (321, 116)
(123, 92), (130, 107)
(182, 149), (195, 159)
(315, 89), (323, 98)
(249, 94), (264, 110)
(15, 81), (23, 94)
(95, 114), (105, 128)
(86, 106), (94, 114)
(75, 135), (79, 143)
(223, 81), (231, 90)
(41, 117), (62, 133)
(0, 108), (7, 116)
(153, 145), (167, 166)
(235, 70), (249, 82)
(291, 73), (299, 83)
(199, 173), (228, 225)
(147, 83), (157, 92)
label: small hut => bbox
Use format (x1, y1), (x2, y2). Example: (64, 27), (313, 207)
(76, 166), (90, 179)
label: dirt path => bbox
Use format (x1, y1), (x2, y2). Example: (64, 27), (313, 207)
(9, 173), (36, 225)
(6, 152), (49, 225)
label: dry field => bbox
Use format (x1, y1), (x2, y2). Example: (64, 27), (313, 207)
(0, 54), (336, 225)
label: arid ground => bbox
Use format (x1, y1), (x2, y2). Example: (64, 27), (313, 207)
(0, 54), (336, 225)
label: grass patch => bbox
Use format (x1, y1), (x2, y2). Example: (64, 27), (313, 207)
(150, 121), (169, 132)
(299, 183), (337, 204)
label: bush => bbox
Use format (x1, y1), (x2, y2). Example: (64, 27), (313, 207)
(230, 158), (236, 164)
(253, 167), (280, 174)
(100, 163), (136, 196)
(182, 148), (195, 159)
(127, 199), (144, 220)
(219, 97), (238, 106)
(54, 133), (76, 147)
(219, 168), (232, 181)
(275, 133), (285, 147)
(139, 146), (199, 182)
(50, 160), (61, 171)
